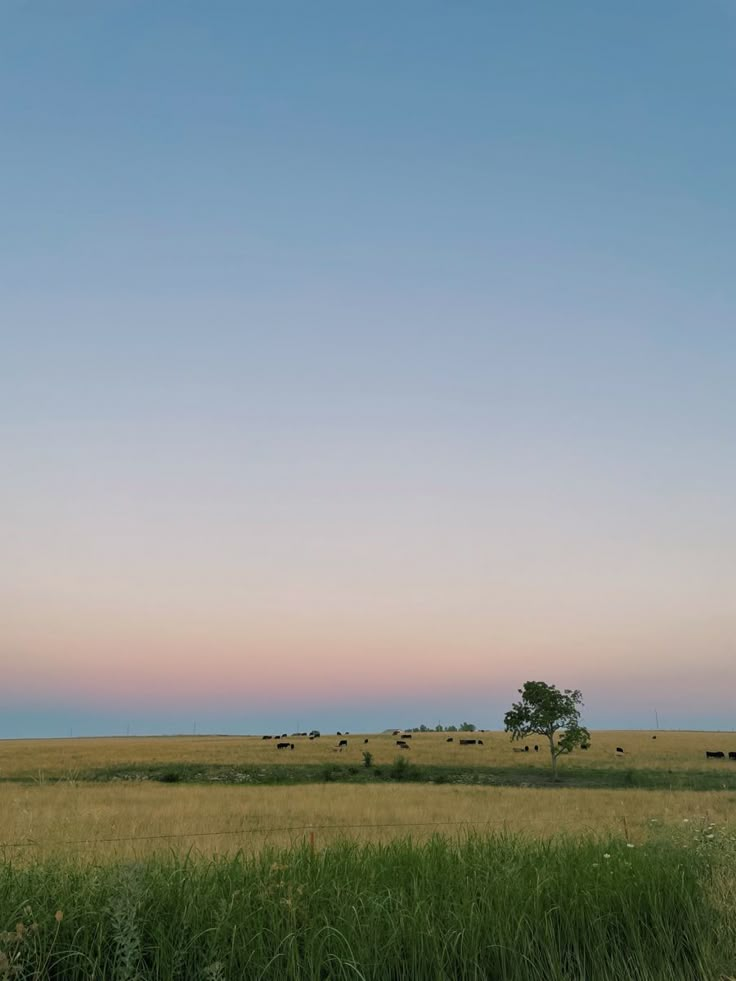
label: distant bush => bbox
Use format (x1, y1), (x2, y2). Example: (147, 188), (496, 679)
(157, 771), (181, 783)
(362, 751), (374, 769)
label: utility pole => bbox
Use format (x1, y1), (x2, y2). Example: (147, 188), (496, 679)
(655, 710), (660, 731)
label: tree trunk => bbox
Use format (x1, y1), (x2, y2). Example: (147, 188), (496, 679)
(548, 734), (559, 781)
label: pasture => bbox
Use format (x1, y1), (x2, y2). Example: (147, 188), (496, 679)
(2, 731), (736, 978)
(2, 728), (736, 780)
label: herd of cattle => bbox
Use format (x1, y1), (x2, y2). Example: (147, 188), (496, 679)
(260, 732), (736, 760)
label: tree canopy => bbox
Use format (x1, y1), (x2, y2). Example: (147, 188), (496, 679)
(503, 681), (589, 779)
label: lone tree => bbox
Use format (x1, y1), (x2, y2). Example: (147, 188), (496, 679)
(503, 681), (589, 780)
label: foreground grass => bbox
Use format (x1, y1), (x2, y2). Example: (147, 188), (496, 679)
(1, 833), (732, 980)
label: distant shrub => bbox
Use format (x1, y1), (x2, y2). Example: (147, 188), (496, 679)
(157, 771), (181, 783)
(362, 751), (374, 769)
(390, 756), (413, 781)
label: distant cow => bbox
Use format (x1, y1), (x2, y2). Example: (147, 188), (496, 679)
(616, 747), (624, 754)
(534, 745), (539, 752)
(729, 752), (736, 761)
(262, 735), (272, 740)
(396, 740), (410, 749)
(336, 731), (342, 736)
(446, 737), (454, 742)
(706, 751), (725, 759)
(652, 735), (657, 740)
(276, 742), (294, 750)
(524, 746), (529, 752)
(401, 734), (412, 739)
(364, 738), (369, 744)
(581, 743), (590, 750)
(338, 739), (348, 748)
(459, 739), (477, 746)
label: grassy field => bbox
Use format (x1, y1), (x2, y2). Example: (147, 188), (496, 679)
(1, 835), (733, 980)
(2, 782), (736, 861)
(2, 729), (736, 779)
(2, 731), (736, 978)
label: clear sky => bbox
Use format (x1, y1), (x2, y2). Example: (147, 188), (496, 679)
(2, 1), (735, 737)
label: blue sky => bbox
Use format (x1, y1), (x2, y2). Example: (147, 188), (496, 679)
(2, 1), (735, 737)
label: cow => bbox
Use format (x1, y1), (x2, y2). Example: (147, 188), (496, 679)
(276, 742), (293, 750)
(262, 735), (272, 740)
(534, 745), (539, 752)
(396, 740), (410, 749)
(393, 730), (401, 735)
(581, 743), (590, 750)
(338, 739), (348, 748)
(616, 747), (624, 754)
(729, 752), (736, 760)
(446, 737), (454, 742)
(459, 739), (477, 746)
(706, 751), (725, 759)
(401, 734), (412, 739)
(652, 735), (657, 740)
(478, 739), (483, 745)
(337, 731), (342, 736)
(524, 745), (529, 752)
(364, 738), (369, 744)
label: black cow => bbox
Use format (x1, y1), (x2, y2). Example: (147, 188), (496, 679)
(581, 743), (590, 750)
(338, 739), (348, 748)
(524, 745), (529, 753)
(652, 735), (657, 740)
(276, 742), (293, 750)
(446, 737), (454, 742)
(396, 740), (410, 749)
(729, 752), (736, 760)
(459, 739), (477, 746)
(364, 738), (369, 744)
(262, 735), (272, 740)
(337, 731), (342, 736)
(401, 734), (412, 739)
(478, 739), (483, 745)
(534, 745), (539, 752)
(393, 730), (401, 735)
(706, 751), (725, 759)
(616, 747), (624, 754)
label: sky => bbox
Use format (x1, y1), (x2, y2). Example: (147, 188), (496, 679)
(2, 1), (735, 738)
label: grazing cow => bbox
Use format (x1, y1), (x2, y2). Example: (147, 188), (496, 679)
(459, 739), (477, 746)
(401, 734), (412, 739)
(396, 740), (410, 749)
(446, 737), (454, 742)
(705, 751), (725, 759)
(729, 752), (736, 760)
(338, 739), (348, 748)
(616, 747), (624, 754)
(364, 738), (369, 744)
(276, 742), (292, 750)
(262, 735), (272, 740)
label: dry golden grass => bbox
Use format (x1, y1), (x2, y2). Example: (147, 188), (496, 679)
(2, 781), (735, 863)
(1, 729), (735, 778)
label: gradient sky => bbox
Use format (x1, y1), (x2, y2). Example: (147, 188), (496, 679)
(2, 1), (735, 737)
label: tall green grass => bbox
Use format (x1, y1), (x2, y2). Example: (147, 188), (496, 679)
(0, 834), (731, 980)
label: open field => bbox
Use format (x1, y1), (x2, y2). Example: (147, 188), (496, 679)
(2, 781), (736, 861)
(2, 729), (736, 780)
(3, 733), (736, 977)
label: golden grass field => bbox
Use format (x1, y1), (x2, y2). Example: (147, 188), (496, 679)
(2, 728), (736, 778)
(2, 782), (735, 862)
(2, 730), (735, 863)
